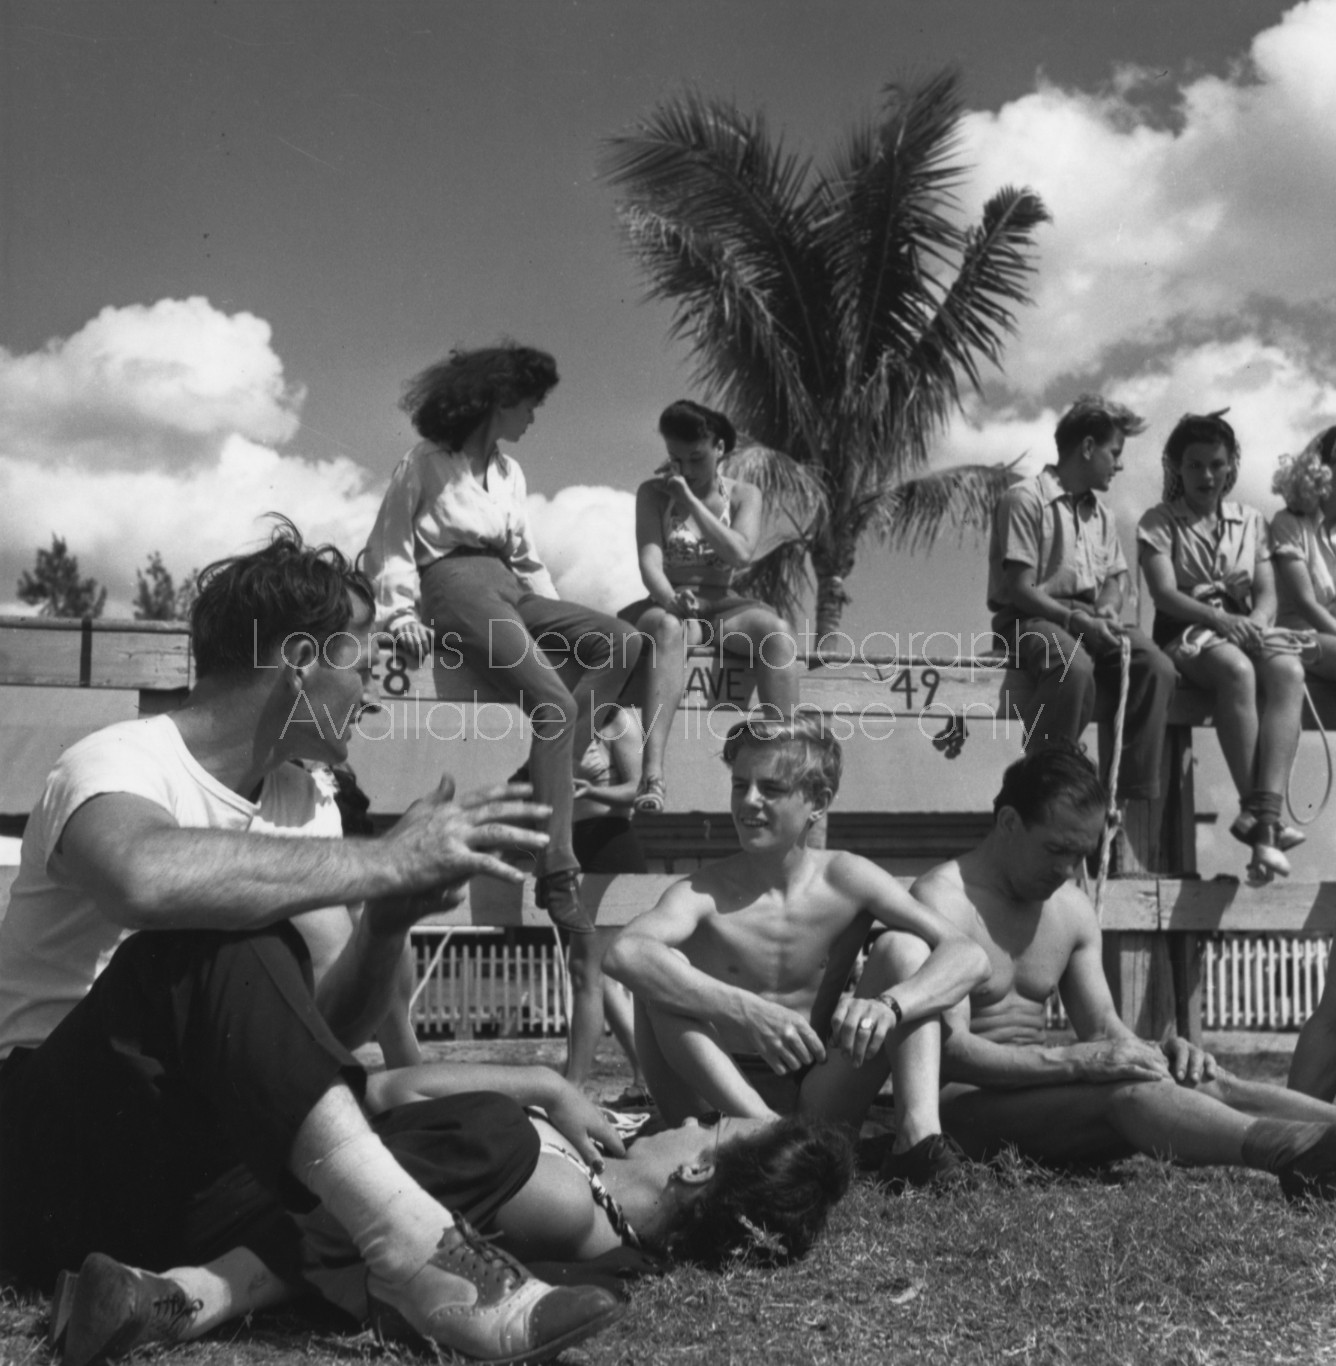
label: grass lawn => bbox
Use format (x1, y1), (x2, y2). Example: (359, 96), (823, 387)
(5, 1039), (1336, 1366)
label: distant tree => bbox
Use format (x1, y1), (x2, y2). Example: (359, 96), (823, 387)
(17, 535), (107, 619)
(133, 552), (198, 621)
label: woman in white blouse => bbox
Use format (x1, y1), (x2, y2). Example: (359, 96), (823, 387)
(1271, 426), (1336, 680)
(362, 344), (643, 972)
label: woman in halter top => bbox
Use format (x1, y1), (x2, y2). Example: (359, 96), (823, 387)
(624, 400), (802, 813)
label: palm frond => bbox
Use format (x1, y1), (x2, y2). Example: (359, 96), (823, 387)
(901, 185), (1051, 419)
(721, 442), (827, 549)
(865, 459), (1025, 553)
(601, 92), (835, 455)
(820, 69), (969, 387)
(731, 540), (812, 624)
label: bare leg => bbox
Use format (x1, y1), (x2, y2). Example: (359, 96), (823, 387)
(941, 1077), (1247, 1163)
(564, 929), (609, 1087)
(601, 974), (644, 1085)
(634, 608), (693, 788)
(1174, 645), (1258, 800)
(1199, 1067), (1336, 1121)
(1255, 652), (1306, 794)
(634, 998), (776, 1123)
(800, 932), (943, 1149)
(716, 607), (801, 718)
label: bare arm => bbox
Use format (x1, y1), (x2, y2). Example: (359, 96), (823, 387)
(913, 875), (1171, 1088)
(603, 878), (826, 1071)
(364, 1063), (626, 1165)
(828, 854), (990, 1022)
(635, 482), (680, 609)
(1248, 555), (1278, 628)
(662, 477), (760, 568)
(1275, 557), (1336, 636)
(1002, 562), (1120, 649)
(54, 778), (549, 932)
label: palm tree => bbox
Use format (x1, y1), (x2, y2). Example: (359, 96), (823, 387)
(601, 69), (1048, 642)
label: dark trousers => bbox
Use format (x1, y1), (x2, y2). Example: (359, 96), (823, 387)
(1009, 619), (1178, 800)
(0, 924), (361, 1289)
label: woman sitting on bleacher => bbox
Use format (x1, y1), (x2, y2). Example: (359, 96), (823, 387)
(1137, 411), (1309, 881)
(623, 400), (801, 813)
(1271, 425), (1336, 681)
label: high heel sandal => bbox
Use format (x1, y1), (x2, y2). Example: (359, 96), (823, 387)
(633, 774), (666, 815)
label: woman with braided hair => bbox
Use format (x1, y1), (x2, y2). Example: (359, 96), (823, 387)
(1137, 411), (1309, 881)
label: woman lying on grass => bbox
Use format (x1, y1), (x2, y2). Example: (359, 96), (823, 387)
(53, 1069), (853, 1366)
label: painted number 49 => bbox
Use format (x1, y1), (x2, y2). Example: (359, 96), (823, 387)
(887, 667), (940, 713)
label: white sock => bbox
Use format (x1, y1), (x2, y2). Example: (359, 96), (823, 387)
(298, 1131), (452, 1284)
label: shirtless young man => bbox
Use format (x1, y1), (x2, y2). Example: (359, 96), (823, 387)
(604, 717), (991, 1188)
(913, 744), (1336, 1200)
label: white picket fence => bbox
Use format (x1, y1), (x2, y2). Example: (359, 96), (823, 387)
(407, 928), (569, 1038)
(414, 928), (1334, 1038)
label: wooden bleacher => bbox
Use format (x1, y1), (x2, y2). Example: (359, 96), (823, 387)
(4, 613), (1336, 1045)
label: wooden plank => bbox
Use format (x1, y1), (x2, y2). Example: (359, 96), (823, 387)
(1159, 879), (1336, 933)
(6, 613), (1336, 732)
(0, 618), (191, 691)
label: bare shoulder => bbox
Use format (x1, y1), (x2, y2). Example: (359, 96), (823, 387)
(822, 849), (892, 899)
(910, 859), (972, 921)
(1048, 879), (1101, 939)
(635, 478), (667, 509)
(730, 478), (761, 511)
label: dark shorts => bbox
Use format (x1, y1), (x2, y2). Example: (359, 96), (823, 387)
(620, 594), (774, 649)
(731, 1051), (810, 1116)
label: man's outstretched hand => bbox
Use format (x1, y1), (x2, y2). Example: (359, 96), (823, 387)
(368, 777), (551, 933)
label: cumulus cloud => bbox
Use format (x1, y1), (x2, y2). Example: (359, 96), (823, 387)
(955, 0), (1336, 397)
(527, 486), (641, 617)
(0, 298), (377, 615)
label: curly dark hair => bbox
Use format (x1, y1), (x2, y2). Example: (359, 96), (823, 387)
(993, 741), (1107, 827)
(191, 517), (373, 679)
(402, 344), (559, 449)
(658, 399), (737, 453)
(663, 1116), (853, 1269)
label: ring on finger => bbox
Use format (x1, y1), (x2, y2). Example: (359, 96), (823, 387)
(857, 1019), (874, 1030)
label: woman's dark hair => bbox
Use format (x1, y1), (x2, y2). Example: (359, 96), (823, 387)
(664, 1117), (853, 1268)
(191, 517), (373, 679)
(993, 742), (1107, 827)
(1161, 410), (1240, 502)
(658, 400), (737, 454)
(402, 344), (559, 449)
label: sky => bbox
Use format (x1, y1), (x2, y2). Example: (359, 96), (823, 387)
(3, 0), (1335, 652)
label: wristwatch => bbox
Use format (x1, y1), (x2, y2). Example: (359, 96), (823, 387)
(878, 993), (904, 1028)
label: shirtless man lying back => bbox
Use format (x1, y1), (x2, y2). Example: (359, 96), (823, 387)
(914, 743), (1336, 1200)
(605, 716), (990, 1190)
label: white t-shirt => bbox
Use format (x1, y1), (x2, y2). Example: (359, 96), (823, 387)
(0, 714), (341, 1058)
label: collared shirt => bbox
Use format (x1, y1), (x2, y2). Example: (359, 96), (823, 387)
(1135, 498), (1268, 610)
(987, 466), (1127, 625)
(362, 441), (557, 627)
(1271, 508), (1336, 630)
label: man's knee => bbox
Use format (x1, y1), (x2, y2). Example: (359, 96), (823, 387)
(861, 930), (929, 990)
